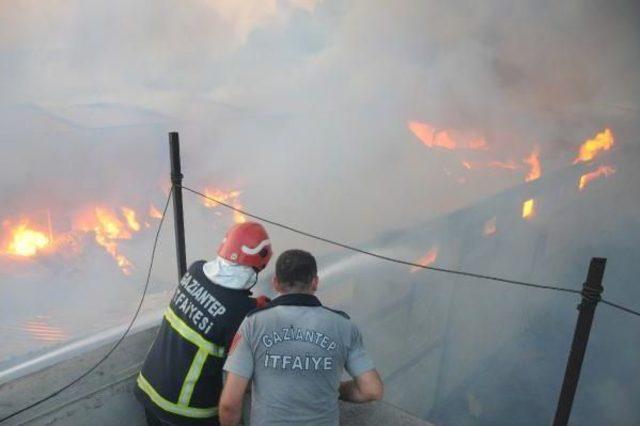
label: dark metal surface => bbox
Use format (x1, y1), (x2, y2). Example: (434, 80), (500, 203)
(169, 132), (187, 279)
(553, 257), (607, 426)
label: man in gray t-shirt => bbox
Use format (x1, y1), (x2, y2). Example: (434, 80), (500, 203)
(219, 249), (383, 426)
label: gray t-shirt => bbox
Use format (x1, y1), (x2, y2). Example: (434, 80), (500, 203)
(223, 294), (374, 426)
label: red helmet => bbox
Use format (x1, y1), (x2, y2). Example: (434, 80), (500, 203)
(218, 222), (272, 271)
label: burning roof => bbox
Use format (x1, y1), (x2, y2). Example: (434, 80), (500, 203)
(408, 121), (617, 222)
(573, 128), (614, 164)
(0, 186), (245, 275)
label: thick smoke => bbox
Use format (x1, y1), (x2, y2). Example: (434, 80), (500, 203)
(1, 0), (638, 244)
(1, 0), (639, 424)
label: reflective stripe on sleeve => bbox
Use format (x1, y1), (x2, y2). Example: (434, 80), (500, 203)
(137, 373), (218, 418)
(164, 307), (225, 357)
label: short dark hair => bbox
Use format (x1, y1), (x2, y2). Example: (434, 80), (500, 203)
(275, 249), (317, 291)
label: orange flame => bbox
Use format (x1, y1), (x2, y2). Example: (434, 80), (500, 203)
(573, 128), (614, 164)
(202, 188), (241, 207)
(522, 199), (535, 219)
(93, 208), (134, 275)
(410, 247), (438, 273)
(122, 207), (141, 232)
(483, 217), (497, 236)
(434, 131), (456, 150)
(149, 204), (163, 219)
(233, 211), (247, 224)
(3, 204), (153, 273)
(202, 188), (246, 224)
(2, 221), (51, 257)
(75, 207), (135, 275)
(409, 121), (490, 151)
(409, 121), (455, 150)
(578, 166), (616, 191)
(523, 147), (541, 182)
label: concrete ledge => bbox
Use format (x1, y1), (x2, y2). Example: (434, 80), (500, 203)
(340, 401), (432, 426)
(1, 324), (431, 426)
(15, 375), (431, 426)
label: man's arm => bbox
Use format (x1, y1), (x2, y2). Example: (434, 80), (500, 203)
(219, 372), (250, 426)
(339, 369), (384, 403)
(221, 320), (254, 426)
(343, 322), (382, 402)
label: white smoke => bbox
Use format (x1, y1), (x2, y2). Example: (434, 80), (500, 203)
(1, 1), (639, 423)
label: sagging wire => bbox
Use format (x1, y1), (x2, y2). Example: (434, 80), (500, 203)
(601, 300), (640, 317)
(0, 189), (173, 424)
(181, 185), (640, 319)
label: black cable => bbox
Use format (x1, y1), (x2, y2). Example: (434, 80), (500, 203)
(181, 185), (579, 294)
(601, 300), (640, 317)
(0, 190), (172, 424)
(182, 185), (640, 318)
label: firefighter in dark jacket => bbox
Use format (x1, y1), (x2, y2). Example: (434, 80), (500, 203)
(135, 222), (273, 426)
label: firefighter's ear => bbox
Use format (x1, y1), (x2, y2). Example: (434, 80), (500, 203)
(311, 275), (319, 293)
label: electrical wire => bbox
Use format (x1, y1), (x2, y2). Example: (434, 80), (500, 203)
(0, 190), (172, 424)
(181, 184), (640, 318)
(601, 300), (640, 317)
(3, 179), (637, 423)
(181, 185), (580, 294)
(2, 180), (637, 424)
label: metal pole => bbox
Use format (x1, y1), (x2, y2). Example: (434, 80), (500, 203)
(169, 132), (187, 279)
(553, 257), (606, 426)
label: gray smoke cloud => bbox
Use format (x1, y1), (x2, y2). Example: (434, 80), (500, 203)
(1, 0), (639, 424)
(1, 0), (638, 240)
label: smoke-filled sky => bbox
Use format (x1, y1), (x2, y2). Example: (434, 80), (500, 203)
(1, 0), (639, 248)
(1, 2), (640, 424)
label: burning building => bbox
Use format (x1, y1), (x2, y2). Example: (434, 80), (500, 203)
(1, 0), (640, 425)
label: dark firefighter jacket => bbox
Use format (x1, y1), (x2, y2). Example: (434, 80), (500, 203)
(135, 260), (258, 424)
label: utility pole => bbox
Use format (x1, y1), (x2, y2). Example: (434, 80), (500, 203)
(553, 257), (606, 426)
(169, 132), (187, 279)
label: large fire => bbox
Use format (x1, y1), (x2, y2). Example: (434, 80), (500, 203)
(202, 188), (247, 224)
(523, 148), (541, 182)
(408, 119), (619, 224)
(2, 122), (620, 277)
(2, 221), (51, 257)
(579, 166), (616, 191)
(2, 205), (153, 274)
(410, 247), (438, 273)
(573, 128), (614, 164)
(2, 184), (244, 274)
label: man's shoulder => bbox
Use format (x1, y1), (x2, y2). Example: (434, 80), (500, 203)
(246, 303), (272, 318)
(246, 302), (351, 320)
(186, 260), (207, 277)
(321, 306), (350, 320)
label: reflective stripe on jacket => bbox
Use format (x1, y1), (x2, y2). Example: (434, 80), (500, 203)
(135, 260), (257, 424)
